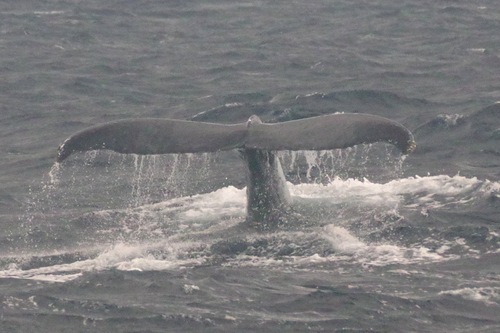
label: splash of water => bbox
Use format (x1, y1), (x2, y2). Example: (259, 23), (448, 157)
(279, 145), (405, 184)
(9, 146), (499, 283)
(6, 170), (498, 283)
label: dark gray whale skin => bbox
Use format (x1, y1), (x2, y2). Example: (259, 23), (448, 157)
(57, 113), (415, 228)
(242, 116), (292, 229)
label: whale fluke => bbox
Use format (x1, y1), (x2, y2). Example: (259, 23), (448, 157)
(56, 113), (415, 228)
(57, 119), (248, 162)
(57, 113), (415, 162)
(245, 113), (415, 154)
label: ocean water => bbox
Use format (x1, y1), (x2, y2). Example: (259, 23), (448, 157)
(1, 0), (499, 332)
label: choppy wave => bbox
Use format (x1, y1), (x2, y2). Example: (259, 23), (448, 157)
(2, 0), (500, 330)
(2, 173), (497, 284)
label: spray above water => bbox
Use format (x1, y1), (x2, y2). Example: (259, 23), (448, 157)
(6, 142), (499, 283)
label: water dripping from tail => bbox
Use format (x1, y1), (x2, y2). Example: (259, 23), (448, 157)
(278, 144), (407, 184)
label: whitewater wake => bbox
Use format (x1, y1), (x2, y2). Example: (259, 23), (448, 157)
(2, 169), (498, 283)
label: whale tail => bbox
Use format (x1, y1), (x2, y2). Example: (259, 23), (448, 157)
(56, 113), (415, 228)
(57, 113), (415, 162)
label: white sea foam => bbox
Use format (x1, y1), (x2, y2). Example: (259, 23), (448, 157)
(321, 225), (366, 254)
(0, 241), (205, 283)
(2, 295), (39, 310)
(292, 174), (497, 210)
(3, 174), (495, 282)
(439, 287), (500, 306)
(33, 11), (65, 16)
(320, 224), (452, 266)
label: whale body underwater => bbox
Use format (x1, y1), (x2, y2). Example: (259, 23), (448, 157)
(57, 113), (416, 229)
